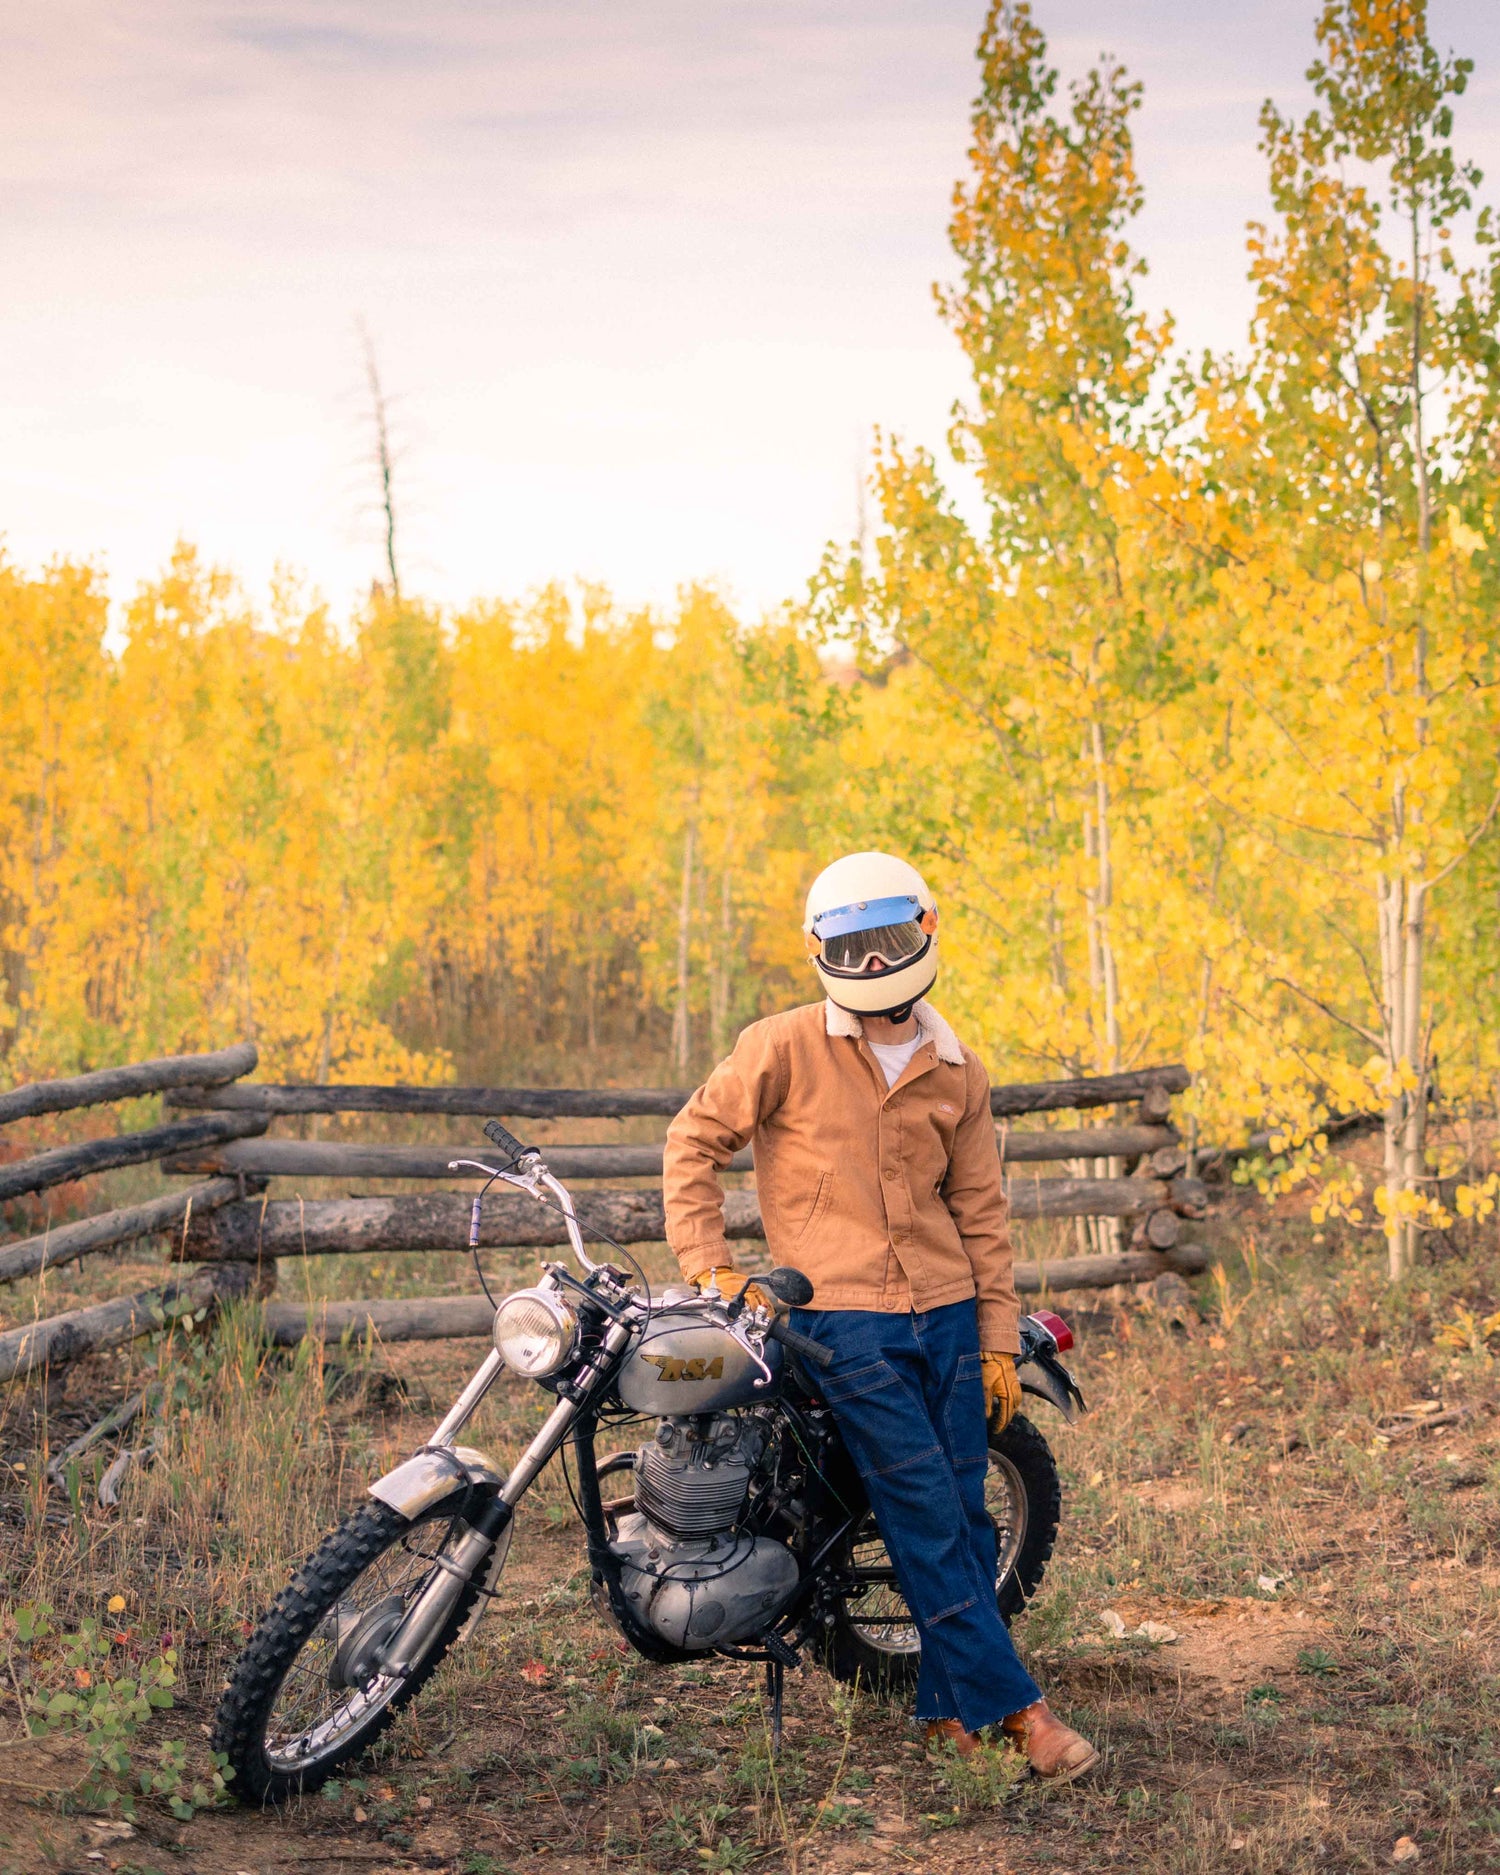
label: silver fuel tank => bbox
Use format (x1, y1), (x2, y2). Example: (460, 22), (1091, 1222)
(616, 1305), (783, 1416)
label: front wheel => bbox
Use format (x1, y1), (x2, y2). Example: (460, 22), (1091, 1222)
(213, 1491), (510, 1804)
(820, 1413), (1061, 1700)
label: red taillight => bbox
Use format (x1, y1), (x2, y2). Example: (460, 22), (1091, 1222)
(1032, 1309), (1073, 1353)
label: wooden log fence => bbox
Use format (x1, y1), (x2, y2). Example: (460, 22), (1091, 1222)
(0, 1043), (257, 1127)
(159, 1139), (756, 1181)
(0, 1112), (267, 1204)
(257, 1243), (1213, 1349)
(0, 1177), (250, 1285)
(0, 1263), (254, 1384)
(166, 1062), (1191, 1123)
(0, 1045), (1213, 1378)
(181, 1175), (1208, 1265)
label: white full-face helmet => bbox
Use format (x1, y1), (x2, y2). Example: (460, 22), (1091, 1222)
(803, 851), (939, 1018)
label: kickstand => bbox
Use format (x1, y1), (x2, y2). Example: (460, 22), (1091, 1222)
(765, 1657), (784, 1755)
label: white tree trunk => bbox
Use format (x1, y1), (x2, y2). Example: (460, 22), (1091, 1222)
(672, 823), (695, 1078)
(1376, 873), (1428, 1279)
(709, 868), (733, 1062)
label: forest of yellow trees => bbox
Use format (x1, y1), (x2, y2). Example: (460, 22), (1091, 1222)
(1, 1), (1497, 1277)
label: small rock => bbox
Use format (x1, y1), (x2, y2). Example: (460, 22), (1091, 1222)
(85, 1822), (136, 1846)
(353, 1805), (368, 1823)
(1257, 1574), (1285, 1595)
(1392, 1838), (1420, 1864)
(1099, 1609), (1127, 1639)
(414, 1794), (433, 1811)
(1135, 1620), (1179, 1644)
(1230, 1840), (1246, 1852)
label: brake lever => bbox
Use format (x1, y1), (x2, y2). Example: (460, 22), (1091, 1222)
(728, 1308), (776, 1389)
(449, 1157), (548, 1199)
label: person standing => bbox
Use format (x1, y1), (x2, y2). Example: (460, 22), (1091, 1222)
(662, 851), (1097, 1778)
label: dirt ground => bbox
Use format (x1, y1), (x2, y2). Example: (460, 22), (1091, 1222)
(4, 1229), (1500, 1875)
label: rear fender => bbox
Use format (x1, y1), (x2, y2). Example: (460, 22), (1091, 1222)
(369, 1444), (505, 1520)
(1018, 1354), (1088, 1425)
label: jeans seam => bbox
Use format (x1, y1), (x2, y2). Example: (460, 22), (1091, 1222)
(923, 1595), (978, 1625)
(866, 1442), (944, 1479)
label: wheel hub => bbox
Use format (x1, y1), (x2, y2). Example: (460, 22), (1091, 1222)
(329, 1594), (407, 1692)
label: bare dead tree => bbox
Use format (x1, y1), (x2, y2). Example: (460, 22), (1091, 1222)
(357, 318), (402, 602)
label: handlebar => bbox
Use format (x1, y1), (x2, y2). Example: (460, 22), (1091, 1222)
(765, 1315), (834, 1370)
(483, 1118), (535, 1166)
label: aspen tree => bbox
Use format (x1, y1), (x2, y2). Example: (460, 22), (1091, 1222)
(1191, 0), (1500, 1275)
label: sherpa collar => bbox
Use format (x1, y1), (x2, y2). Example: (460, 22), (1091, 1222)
(823, 997), (965, 1066)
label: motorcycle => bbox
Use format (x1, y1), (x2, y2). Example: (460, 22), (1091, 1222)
(214, 1120), (1087, 1803)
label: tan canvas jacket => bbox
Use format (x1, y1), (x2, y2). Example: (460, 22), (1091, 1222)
(662, 998), (1022, 1354)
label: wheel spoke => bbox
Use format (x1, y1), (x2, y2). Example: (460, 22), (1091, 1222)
(260, 1509), (465, 1770)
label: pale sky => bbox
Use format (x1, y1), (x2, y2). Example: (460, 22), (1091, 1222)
(3, 1), (1497, 621)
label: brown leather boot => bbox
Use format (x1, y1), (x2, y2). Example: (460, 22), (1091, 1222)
(999, 1701), (1100, 1781)
(924, 1718), (983, 1757)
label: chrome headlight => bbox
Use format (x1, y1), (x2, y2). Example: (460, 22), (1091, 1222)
(492, 1286), (578, 1377)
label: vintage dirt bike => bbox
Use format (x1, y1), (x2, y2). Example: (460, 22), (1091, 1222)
(214, 1121), (1087, 1803)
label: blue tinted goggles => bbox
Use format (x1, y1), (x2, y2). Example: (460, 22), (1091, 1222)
(811, 894), (930, 972)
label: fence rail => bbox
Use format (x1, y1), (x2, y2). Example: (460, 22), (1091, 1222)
(166, 1062), (1190, 1122)
(0, 1044), (1208, 1379)
(0, 1044), (258, 1127)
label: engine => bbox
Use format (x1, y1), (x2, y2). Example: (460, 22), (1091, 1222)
(608, 1412), (799, 1650)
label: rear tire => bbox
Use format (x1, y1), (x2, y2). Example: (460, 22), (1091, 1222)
(820, 1412), (1061, 1700)
(213, 1492), (506, 1804)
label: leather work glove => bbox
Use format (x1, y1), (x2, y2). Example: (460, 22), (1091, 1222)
(691, 1266), (778, 1314)
(981, 1351), (1022, 1431)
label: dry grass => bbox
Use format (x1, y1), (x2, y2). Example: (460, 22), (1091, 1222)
(3, 1199), (1500, 1873)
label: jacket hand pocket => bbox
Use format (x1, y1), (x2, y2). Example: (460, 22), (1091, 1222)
(792, 1169), (836, 1245)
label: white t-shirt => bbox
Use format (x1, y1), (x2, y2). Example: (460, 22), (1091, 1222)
(867, 1033), (925, 1089)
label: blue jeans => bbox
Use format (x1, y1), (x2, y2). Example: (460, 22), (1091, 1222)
(790, 1298), (1042, 1732)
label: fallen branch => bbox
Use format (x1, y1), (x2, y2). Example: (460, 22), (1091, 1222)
(1196, 1111), (1383, 1179)
(0, 1043), (257, 1127)
(99, 1434), (162, 1508)
(0, 1178), (250, 1287)
(45, 1385), (158, 1486)
(0, 1263), (254, 1384)
(0, 1113), (268, 1204)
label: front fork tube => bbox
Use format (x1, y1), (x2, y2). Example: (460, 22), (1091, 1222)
(379, 1321), (632, 1678)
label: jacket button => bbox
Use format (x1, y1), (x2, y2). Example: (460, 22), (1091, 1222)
(882, 1167), (898, 1180)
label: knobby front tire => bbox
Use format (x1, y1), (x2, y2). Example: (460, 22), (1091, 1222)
(213, 1494), (503, 1804)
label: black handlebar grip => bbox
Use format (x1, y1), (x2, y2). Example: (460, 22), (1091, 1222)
(483, 1118), (533, 1165)
(766, 1316), (834, 1370)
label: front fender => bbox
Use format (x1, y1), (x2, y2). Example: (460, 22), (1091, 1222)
(369, 1444), (506, 1520)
